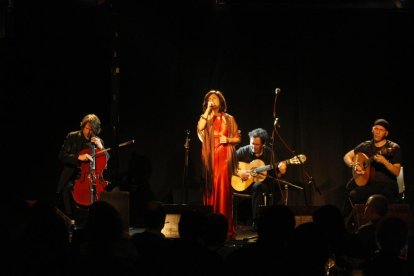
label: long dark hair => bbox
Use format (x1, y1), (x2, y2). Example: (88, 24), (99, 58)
(80, 114), (101, 135)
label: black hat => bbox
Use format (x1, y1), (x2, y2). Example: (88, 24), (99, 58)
(374, 119), (390, 131)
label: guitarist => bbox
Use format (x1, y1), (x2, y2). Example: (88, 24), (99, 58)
(235, 128), (287, 229)
(343, 118), (402, 213)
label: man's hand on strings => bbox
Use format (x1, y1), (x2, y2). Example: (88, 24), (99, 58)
(278, 162), (287, 175)
(374, 154), (387, 166)
(91, 137), (103, 150)
(78, 153), (93, 162)
(352, 162), (365, 175)
(238, 169), (251, 181)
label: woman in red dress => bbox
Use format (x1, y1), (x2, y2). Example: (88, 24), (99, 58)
(197, 90), (240, 239)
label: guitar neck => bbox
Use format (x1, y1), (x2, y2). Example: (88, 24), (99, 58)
(250, 154), (306, 174)
(253, 164), (273, 174)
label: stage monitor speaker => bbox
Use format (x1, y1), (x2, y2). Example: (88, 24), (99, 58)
(290, 205), (318, 226)
(162, 204), (213, 239)
(257, 205), (318, 227)
(100, 190), (130, 231)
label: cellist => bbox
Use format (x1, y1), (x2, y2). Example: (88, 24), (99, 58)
(56, 114), (109, 219)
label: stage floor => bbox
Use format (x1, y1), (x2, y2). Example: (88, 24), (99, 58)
(129, 224), (257, 242)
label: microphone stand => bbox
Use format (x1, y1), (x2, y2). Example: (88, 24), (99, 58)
(265, 174), (303, 206)
(273, 125), (322, 206)
(270, 87), (321, 207)
(182, 130), (190, 204)
(269, 87), (282, 204)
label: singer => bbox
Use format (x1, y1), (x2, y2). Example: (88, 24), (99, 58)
(56, 114), (109, 219)
(197, 90), (240, 239)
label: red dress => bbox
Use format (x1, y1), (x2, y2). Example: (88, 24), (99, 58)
(201, 114), (238, 238)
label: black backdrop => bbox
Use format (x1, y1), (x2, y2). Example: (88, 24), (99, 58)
(3, 1), (413, 213)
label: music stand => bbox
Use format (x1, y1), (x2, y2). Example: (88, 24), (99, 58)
(254, 172), (303, 206)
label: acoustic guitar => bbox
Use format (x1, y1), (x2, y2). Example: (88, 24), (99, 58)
(231, 154), (307, 192)
(352, 147), (394, 187)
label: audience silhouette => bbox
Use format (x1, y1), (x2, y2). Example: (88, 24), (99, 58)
(69, 200), (138, 275)
(360, 216), (410, 275)
(349, 194), (389, 261)
(225, 205), (296, 275)
(4, 191), (412, 276)
(130, 201), (171, 275)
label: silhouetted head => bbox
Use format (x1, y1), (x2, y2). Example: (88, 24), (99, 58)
(144, 201), (166, 231)
(202, 212), (228, 246)
(365, 194), (388, 217)
(257, 205), (296, 245)
(376, 216), (408, 255)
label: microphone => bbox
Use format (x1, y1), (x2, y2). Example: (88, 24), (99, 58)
(274, 117), (280, 128)
(275, 88), (281, 94)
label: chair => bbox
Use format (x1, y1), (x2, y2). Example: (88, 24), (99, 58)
(397, 166), (406, 202)
(232, 191), (274, 228)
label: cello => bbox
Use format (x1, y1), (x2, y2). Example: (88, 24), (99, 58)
(72, 139), (135, 206)
(72, 142), (109, 206)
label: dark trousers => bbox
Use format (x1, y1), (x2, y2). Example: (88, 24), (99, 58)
(61, 181), (74, 218)
(349, 182), (398, 205)
(251, 181), (282, 222)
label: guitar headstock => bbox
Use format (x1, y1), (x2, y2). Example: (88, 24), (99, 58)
(288, 154), (307, 164)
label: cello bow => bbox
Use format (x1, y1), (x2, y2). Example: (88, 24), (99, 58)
(96, 139), (135, 154)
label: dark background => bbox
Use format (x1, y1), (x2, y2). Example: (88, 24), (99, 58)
(2, 0), (413, 215)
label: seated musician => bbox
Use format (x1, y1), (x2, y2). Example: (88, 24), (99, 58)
(343, 119), (402, 216)
(56, 114), (109, 220)
(235, 128), (287, 229)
